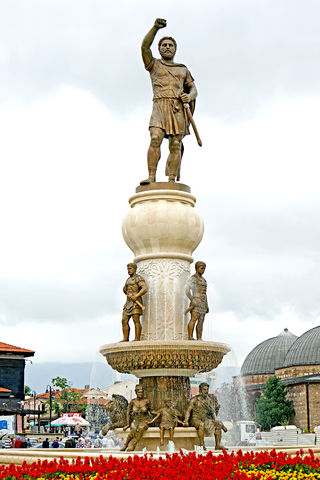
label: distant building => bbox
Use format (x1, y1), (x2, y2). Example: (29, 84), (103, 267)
(190, 371), (216, 396)
(236, 326), (320, 430)
(0, 341), (36, 432)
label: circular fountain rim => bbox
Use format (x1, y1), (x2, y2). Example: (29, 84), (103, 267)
(99, 339), (231, 355)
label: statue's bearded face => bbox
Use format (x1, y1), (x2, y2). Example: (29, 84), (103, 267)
(159, 39), (176, 60)
(199, 384), (209, 396)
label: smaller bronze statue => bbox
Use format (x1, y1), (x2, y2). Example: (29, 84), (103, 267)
(101, 394), (128, 436)
(121, 384), (153, 452)
(183, 382), (227, 450)
(148, 398), (183, 446)
(122, 263), (147, 342)
(185, 261), (209, 340)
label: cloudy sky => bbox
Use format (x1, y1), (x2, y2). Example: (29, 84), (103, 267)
(1, 0), (319, 379)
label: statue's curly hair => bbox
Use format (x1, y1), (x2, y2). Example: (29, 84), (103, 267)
(158, 36), (177, 51)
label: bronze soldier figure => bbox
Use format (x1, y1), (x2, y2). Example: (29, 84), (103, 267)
(186, 261), (209, 340)
(122, 263), (147, 342)
(140, 18), (198, 185)
(183, 382), (227, 450)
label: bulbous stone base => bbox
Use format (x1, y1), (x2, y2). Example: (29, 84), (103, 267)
(99, 340), (230, 377)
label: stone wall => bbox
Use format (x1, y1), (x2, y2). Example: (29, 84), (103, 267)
(0, 358), (25, 399)
(276, 365), (320, 381)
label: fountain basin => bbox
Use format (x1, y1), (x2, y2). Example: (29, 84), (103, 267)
(99, 340), (230, 377)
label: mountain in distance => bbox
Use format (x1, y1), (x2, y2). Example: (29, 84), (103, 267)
(25, 362), (240, 394)
(25, 361), (116, 393)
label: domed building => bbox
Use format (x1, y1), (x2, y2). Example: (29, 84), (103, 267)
(237, 326), (320, 430)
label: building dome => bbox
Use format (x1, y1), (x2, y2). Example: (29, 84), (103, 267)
(241, 328), (297, 376)
(283, 325), (320, 368)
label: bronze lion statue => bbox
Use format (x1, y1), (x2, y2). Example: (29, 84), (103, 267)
(101, 394), (128, 436)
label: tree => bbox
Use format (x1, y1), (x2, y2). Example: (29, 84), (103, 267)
(49, 377), (86, 415)
(24, 385), (32, 396)
(256, 376), (295, 430)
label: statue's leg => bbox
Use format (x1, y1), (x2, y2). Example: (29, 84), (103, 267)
(101, 424), (110, 436)
(160, 426), (165, 446)
(187, 311), (198, 340)
(121, 431), (133, 451)
(140, 127), (165, 185)
(166, 135), (183, 182)
(169, 427), (174, 442)
(196, 315), (205, 340)
(214, 428), (223, 450)
(121, 313), (130, 341)
(197, 422), (205, 449)
(128, 425), (148, 451)
(132, 314), (142, 341)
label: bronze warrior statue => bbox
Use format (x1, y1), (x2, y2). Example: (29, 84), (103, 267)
(148, 398), (183, 446)
(140, 18), (198, 185)
(122, 263), (147, 342)
(183, 382), (227, 450)
(121, 384), (153, 452)
(185, 261), (209, 340)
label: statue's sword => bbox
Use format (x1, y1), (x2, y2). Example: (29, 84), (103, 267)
(183, 102), (203, 147)
(131, 297), (146, 311)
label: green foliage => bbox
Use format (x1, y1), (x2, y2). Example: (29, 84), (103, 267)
(256, 376), (295, 430)
(52, 376), (71, 390)
(48, 377), (86, 415)
(24, 385), (32, 396)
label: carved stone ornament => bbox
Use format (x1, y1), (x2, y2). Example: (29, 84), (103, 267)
(100, 340), (230, 377)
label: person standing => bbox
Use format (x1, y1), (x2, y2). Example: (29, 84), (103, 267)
(52, 437), (59, 448)
(14, 436), (22, 448)
(42, 438), (49, 448)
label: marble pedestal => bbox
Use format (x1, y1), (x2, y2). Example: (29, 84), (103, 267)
(115, 426), (198, 451)
(100, 183), (230, 450)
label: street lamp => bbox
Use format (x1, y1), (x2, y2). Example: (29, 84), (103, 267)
(32, 391), (36, 430)
(45, 385), (53, 432)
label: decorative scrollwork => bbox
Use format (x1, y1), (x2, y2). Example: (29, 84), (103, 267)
(105, 347), (224, 374)
(138, 259), (190, 281)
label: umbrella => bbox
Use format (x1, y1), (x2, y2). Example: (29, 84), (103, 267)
(51, 415), (90, 427)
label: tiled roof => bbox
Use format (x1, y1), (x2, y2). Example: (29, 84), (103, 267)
(0, 342), (35, 356)
(32, 388), (89, 400)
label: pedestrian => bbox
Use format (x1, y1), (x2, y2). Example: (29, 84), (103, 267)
(20, 437), (28, 448)
(42, 438), (49, 448)
(14, 436), (22, 448)
(52, 437), (59, 448)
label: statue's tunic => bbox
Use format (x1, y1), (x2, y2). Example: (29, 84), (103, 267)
(159, 407), (181, 430)
(187, 274), (208, 315)
(146, 58), (194, 137)
(123, 274), (145, 315)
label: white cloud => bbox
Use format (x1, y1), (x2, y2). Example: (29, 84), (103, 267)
(0, 1), (319, 370)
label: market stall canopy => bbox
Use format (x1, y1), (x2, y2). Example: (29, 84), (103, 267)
(50, 413), (90, 426)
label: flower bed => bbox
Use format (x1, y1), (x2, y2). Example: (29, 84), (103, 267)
(1, 450), (320, 479)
